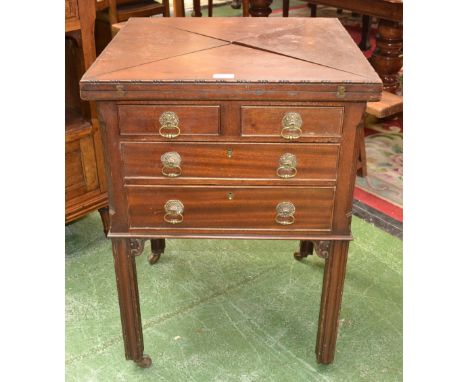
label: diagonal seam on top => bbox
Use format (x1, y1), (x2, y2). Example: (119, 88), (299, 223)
(231, 41), (371, 80)
(85, 21), (375, 82)
(158, 23), (372, 80)
(84, 42), (230, 80)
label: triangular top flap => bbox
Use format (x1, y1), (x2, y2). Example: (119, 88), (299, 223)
(83, 19), (229, 80)
(236, 18), (380, 80)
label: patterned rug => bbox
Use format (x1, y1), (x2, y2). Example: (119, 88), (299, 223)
(358, 114), (402, 196)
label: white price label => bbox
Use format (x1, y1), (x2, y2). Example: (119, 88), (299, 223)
(212, 73), (235, 79)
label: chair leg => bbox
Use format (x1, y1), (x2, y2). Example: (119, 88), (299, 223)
(359, 15), (372, 50)
(242, 0), (249, 16)
(283, 0), (289, 17)
(163, 0), (170, 17)
(98, 206), (110, 237)
(294, 240), (314, 260)
(149, 239), (166, 265)
(173, 0), (185, 17)
(309, 3), (317, 17)
(192, 0), (202, 16)
(356, 117), (368, 177)
(208, 0), (213, 16)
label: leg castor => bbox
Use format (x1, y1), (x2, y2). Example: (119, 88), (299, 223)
(294, 240), (314, 260)
(135, 355), (152, 368)
(149, 239), (166, 265)
(148, 253), (161, 265)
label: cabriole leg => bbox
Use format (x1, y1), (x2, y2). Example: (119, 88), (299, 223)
(316, 240), (349, 364)
(112, 238), (151, 368)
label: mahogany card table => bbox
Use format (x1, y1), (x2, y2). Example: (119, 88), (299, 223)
(81, 17), (382, 368)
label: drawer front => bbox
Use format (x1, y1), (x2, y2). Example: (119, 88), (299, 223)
(127, 186), (335, 231)
(122, 142), (339, 181)
(119, 105), (220, 137)
(241, 106), (343, 139)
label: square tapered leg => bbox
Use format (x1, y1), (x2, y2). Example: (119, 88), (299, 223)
(112, 238), (151, 368)
(316, 240), (349, 364)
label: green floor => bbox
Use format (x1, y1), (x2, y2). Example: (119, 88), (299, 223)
(66, 212), (402, 381)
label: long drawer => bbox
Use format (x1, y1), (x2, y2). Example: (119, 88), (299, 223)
(122, 142), (339, 181)
(126, 186), (335, 231)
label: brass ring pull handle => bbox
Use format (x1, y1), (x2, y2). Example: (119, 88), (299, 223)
(281, 112), (303, 140)
(164, 200), (184, 224)
(275, 201), (295, 225)
(161, 152), (182, 177)
(159, 111), (180, 139)
(276, 153), (297, 178)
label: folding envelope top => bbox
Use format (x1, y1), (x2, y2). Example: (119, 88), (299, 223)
(81, 18), (382, 101)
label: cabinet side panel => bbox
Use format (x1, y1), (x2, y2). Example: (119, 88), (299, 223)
(98, 102), (129, 232)
(332, 102), (366, 234)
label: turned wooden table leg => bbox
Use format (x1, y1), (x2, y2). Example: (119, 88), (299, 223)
(316, 241), (349, 364)
(370, 19), (403, 93)
(112, 238), (151, 368)
(192, 0), (202, 17)
(149, 239), (166, 265)
(248, 0), (272, 16)
(294, 240), (314, 260)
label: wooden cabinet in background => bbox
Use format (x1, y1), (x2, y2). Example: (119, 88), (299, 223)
(66, 0), (109, 233)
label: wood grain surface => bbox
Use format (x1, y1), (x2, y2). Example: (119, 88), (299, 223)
(126, 185), (335, 231)
(122, 142), (339, 182)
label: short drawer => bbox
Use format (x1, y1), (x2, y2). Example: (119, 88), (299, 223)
(119, 105), (220, 137)
(127, 186), (335, 231)
(241, 106), (343, 139)
(122, 142), (339, 181)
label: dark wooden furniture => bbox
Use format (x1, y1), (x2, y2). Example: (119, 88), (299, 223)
(98, 0), (169, 22)
(95, 0), (170, 53)
(247, 0), (402, 92)
(80, 18), (382, 368)
(66, 0), (109, 232)
(173, 0), (214, 17)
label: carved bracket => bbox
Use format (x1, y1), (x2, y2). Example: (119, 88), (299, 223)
(313, 240), (331, 259)
(129, 239), (146, 257)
